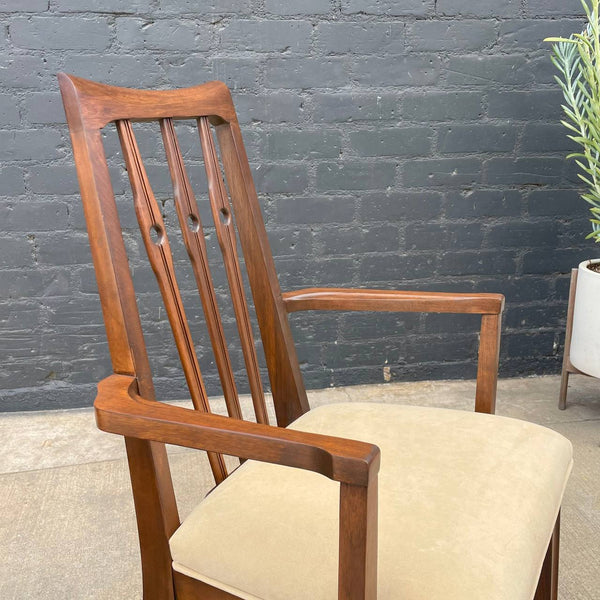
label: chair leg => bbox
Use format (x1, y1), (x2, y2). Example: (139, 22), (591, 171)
(338, 481), (378, 600)
(125, 438), (180, 600)
(534, 513), (560, 600)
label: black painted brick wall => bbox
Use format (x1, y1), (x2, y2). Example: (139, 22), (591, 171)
(0, 0), (594, 410)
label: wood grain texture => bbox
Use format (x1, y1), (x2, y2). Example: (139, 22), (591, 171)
(124, 437), (178, 600)
(534, 513), (560, 600)
(160, 117), (242, 422)
(118, 118), (228, 484)
(474, 313), (502, 414)
(58, 76), (154, 396)
(59, 74), (183, 598)
(96, 374), (381, 487)
(216, 122), (310, 427)
(339, 480), (378, 600)
(58, 73), (236, 130)
(283, 287), (503, 415)
(198, 116), (268, 425)
(283, 288), (504, 315)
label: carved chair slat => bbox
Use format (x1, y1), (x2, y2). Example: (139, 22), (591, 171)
(198, 117), (269, 426)
(117, 118), (228, 483)
(215, 123), (310, 426)
(160, 117), (243, 422)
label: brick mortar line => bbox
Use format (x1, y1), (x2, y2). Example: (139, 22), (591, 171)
(0, 6), (589, 406)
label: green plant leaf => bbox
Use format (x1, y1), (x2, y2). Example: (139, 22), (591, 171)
(548, 0), (600, 240)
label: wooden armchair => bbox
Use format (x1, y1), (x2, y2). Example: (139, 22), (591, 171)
(58, 73), (572, 600)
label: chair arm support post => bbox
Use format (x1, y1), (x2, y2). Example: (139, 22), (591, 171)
(339, 479), (378, 600)
(95, 374), (380, 487)
(475, 313), (502, 414)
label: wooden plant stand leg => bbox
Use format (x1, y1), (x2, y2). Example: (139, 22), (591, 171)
(559, 268), (588, 410)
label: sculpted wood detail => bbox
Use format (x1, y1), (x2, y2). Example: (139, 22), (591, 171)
(198, 116), (268, 425)
(161, 117), (242, 423)
(118, 118), (228, 484)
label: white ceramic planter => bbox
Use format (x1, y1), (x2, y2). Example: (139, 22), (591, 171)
(570, 258), (600, 378)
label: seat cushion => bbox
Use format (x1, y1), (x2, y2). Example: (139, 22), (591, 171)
(170, 403), (572, 600)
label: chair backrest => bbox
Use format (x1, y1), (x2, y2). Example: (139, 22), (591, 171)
(58, 74), (310, 484)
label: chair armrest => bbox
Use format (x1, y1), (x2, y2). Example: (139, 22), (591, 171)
(282, 287), (504, 315)
(95, 373), (380, 487)
(283, 287), (503, 415)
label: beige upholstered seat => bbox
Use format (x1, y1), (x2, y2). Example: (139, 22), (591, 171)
(170, 403), (572, 600)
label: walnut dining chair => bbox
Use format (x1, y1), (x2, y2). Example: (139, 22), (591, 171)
(58, 73), (572, 600)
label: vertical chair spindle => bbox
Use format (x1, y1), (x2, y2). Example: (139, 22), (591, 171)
(198, 117), (269, 426)
(161, 117), (243, 422)
(117, 118), (228, 484)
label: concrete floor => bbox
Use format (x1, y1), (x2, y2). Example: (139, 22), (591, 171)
(1, 374), (599, 599)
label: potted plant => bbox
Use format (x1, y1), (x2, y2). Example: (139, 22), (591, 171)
(546, 0), (600, 380)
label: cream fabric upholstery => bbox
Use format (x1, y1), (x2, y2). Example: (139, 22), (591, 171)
(170, 403), (572, 600)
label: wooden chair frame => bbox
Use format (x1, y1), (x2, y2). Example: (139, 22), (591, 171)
(58, 73), (558, 600)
